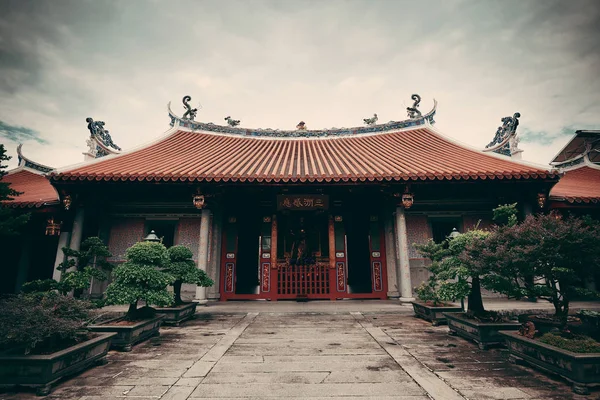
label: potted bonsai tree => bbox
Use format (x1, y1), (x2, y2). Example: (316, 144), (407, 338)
(485, 212), (600, 394)
(154, 245), (214, 325)
(438, 215), (521, 349)
(21, 236), (113, 299)
(411, 239), (462, 325)
(0, 293), (115, 395)
(89, 241), (173, 351)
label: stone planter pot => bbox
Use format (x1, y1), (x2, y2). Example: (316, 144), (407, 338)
(500, 331), (600, 395)
(443, 312), (520, 350)
(411, 301), (463, 326)
(0, 332), (116, 396)
(89, 316), (163, 352)
(154, 302), (197, 326)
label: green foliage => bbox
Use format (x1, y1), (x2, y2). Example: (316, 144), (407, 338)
(492, 203), (518, 227)
(21, 279), (60, 294)
(414, 240), (454, 306)
(54, 236), (113, 295)
(163, 245), (214, 305)
(0, 144), (30, 236)
(483, 213), (600, 318)
(414, 230), (490, 313)
(0, 293), (93, 355)
(538, 333), (600, 353)
(441, 230), (490, 298)
(104, 241), (174, 317)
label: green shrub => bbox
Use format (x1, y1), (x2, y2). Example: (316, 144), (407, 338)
(0, 293), (92, 355)
(104, 241), (173, 318)
(539, 333), (600, 353)
(27, 237), (114, 296)
(163, 245), (214, 305)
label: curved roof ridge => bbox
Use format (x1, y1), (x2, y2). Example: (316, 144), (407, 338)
(167, 99), (438, 138)
(425, 124), (555, 173)
(51, 125), (181, 176)
(14, 144), (54, 174)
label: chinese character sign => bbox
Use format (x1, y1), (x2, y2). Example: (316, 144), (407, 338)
(277, 195), (329, 210)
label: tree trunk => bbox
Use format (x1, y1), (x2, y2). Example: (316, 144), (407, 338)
(174, 280), (183, 305)
(467, 276), (485, 314)
(127, 300), (138, 319)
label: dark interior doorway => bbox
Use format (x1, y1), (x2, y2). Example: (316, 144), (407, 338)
(235, 213), (261, 294)
(346, 212), (372, 293)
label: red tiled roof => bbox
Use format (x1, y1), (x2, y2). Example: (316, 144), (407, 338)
(549, 166), (600, 203)
(52, 128), (555, 183)
(2, 169), (59, 208)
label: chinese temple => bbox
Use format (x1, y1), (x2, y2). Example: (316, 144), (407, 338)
(2, 96), (565, 300)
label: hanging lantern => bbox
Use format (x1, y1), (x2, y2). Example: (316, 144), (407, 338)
(143, 230), (161, 242)
(62, 195), (72, 210)
(45, 218), (61, 236)
(537, 193), (546, 209)
(401, 191), (414, 209)
(193, 193), (205, 209)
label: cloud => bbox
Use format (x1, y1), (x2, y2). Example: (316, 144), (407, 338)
(0, 121), (47, 144)
(0, 0), (598, 169)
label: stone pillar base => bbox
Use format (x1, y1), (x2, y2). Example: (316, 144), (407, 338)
(399, 297), (415, 303)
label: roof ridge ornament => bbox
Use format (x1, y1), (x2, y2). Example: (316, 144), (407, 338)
(224, 116), (240, 127)
(363, 113), (378, 126)
(406, 94), (422, 119)
(84, 117), (121, 159)
(483, 112), (522, 158)
(182, 96), (199, 121)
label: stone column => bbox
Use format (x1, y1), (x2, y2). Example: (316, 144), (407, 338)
(52, 231), (72, 281)
(395, 206), (414, 302)
(207, 208), (222, 300)
(69, 207), (85, 252)
(195, 208), (211, 304)
(384, 215), (400, 298)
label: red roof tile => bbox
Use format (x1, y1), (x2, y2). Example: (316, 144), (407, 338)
(550, 166), (600, 203)
(2, 169), (59, 208)
(52, 128), (555, 183)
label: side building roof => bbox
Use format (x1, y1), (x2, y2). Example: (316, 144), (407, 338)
(2, 145), (58, 208)
(549, 166), (600, 204)
(3, 169), (59, 208)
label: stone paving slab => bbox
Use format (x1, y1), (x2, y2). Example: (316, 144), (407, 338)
(2, 307), (599, 400)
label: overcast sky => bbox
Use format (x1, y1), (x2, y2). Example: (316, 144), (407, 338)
(0, 0), (598, 169)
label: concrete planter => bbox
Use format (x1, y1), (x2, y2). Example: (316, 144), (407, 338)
(444, 312), (520, 350)
(89, 316), (163, 351)
(0, 332), (116, 396)
(154, 302), (197, 326)
(411, 301), (463, 326)
(500, 331), (600, 395)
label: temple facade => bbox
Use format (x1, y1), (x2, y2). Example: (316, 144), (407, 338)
(2, 97), (570, 300)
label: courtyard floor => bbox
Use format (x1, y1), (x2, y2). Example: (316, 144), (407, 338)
(3, 300), (600, 400)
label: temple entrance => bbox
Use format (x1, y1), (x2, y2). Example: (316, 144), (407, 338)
(346, 213), (372, 293)
(235, 213), (261, 295)
(276, 212), (330, 298)
(219, 195), (388, 301)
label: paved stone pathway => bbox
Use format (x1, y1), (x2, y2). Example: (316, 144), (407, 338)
(3, 310), (598, 400)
